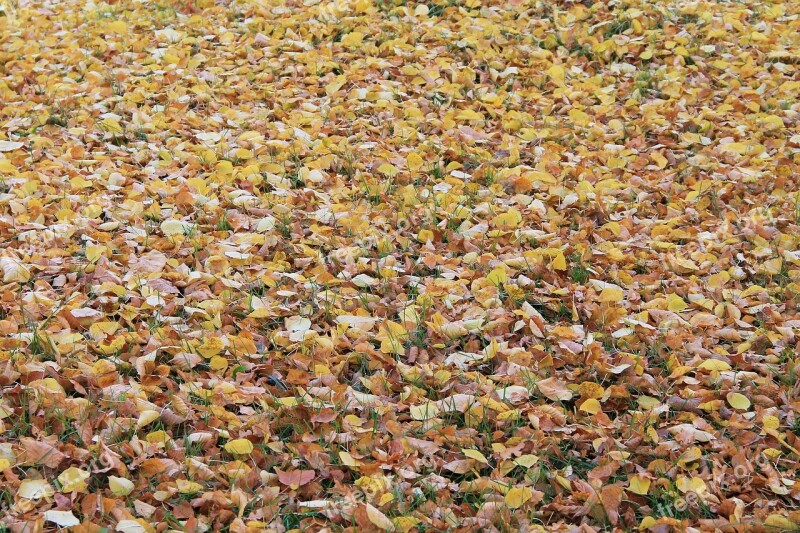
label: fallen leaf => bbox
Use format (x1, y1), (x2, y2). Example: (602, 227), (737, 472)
(276, 469), (315, 490)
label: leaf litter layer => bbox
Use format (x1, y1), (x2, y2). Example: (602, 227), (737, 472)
(1, 0), (800, 531)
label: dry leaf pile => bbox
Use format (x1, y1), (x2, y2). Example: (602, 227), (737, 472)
(1, 0), (800, 531)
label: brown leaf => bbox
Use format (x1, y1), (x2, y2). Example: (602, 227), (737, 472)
(19, 436), (66, 468)
(275, 469), (315, 490)
(600, 485), (623, 526)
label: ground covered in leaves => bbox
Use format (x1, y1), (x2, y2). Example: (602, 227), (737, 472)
(1, 0), (800, 531)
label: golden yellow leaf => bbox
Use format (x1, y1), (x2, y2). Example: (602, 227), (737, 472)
(462, 448), (489, 464)
(455, 108), (484, 121)
(676, 476), (707, 494)
(763, 415), (780, 430)
(392, 517), (420, 533)
(514, 454), (539, 468)
(666, 294), (687, 312)
(339, 451), (363, 467)
(136, 410), (160, 428)
(697, 359), (731, 371)
(106, 20), (128, 33)
(407, 152), (424, 171)
(176, 479), (203, 494)
(628, 475), (651, 495)
(504, 486), (533, 509)
(99, 117), (124, 134)
(599, 287), (624, 303)
(197, 337), (224, 358)
(85, 245), (106, 263)
(109, 476), (135, 496)
(377, 163), (399, 176)
(58, 467), (90, 493)
(552, 252), (567, 271)
(492, 208), (522, 228)
(547, 64), (565, 86)
(487, 267), (507, 285)
(579, 398), (601, 415)
(341, 31), (364, 47)
(224, 439), (254, 455)
(417, 228), (434, 243)
(409, 402), (440, 420)
(726, 392), (751, 410)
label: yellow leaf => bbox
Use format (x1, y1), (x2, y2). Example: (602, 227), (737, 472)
(97, 336), (125, 355)
(70, 176), (93, 190)
(759, 258), (783, 276)
(392, 516), (420, 533)
(417, 229), (434, 243)
(224, 439), (254, 455)
(726, 392), (751, 410)
(628, 475), (651, 495)
(761, 115), (784, 130)
(365, 502), (395, 531)
(650, 151), (668, 169)
(504, 486), (533, 509)
(0, 256), (31, 283)
(209, 355), (228, 372)
(339, 451), (363, 467)
(377, 163), (399, 176)
(697, 359), (731, 371)
(109, 476), (135, 496)
(552, 252), (567, 271)
(379, 320), (408, 355)
(569, 108), (589, 126)
(579, 398), (601, 415)
(136, 410), (160, 428)
(678, 446), (702, 468)
(455, 108), (484, 121)
(341, 31), (364, 47)
(578, 382), (605, 399)
(19, 479), (54, 500)
(720, 142), (764, 156)
(599, 287), (624, 303)
(407, 152), (424, 171)
(676, 476), (707, 494)
(640, 516), (656, 529)
(487, 267), (507, 285)
(99, 117), (124, 134)
(492, 208), (522, 228)
(765, 515), (795, 530)
(707, 271), (730, 288)
(462, 448), (489, 464)
(89, 321), (119, 340)
(666, 294), (687, 312)
(197, 337), (224, 358)
(106, 20), (128, 34)
(763, 415), (780, 430)
(0, 159), (16, 173)
(85, 245), (106, 263)
(176, 479), (203, 494)
(514, 454), (539, 468)
(410, 402), (439, 420)
(58, 467), (90, 493)
(547, 64), (565, 86)
(146, 430), (169, 444)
